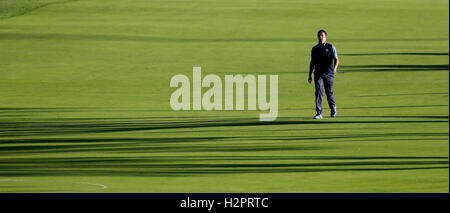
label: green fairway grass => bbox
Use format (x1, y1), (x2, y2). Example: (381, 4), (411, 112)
(0, 0), (448, 192)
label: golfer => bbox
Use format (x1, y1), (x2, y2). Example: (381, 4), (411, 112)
(308, 29), (339, 119)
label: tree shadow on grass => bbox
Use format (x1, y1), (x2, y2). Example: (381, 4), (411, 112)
(341, 52), (449, 56)
(340, 64), (449, 72)
(340, 115), (448, 119)
(0, 155), (448, 177)
(0, 108), (447, 179)
(0, 135), (448, 179)
(354, 92), (448, 97)
(0, 115), (448, 137)
(0, 131), (447, 155)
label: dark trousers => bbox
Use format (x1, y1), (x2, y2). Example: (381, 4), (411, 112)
(314, 73), (336, 114)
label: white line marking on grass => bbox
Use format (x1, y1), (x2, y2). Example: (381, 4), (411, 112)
(54, 181), (108, 191)
(0, 179), (108, 192)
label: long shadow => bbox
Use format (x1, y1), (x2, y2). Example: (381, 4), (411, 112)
(36, 137), (447, 153)
(0, 134), (328, 154)
(1, 161), (447, 169)
(0, 120), (447, 137)
(0, 0), (79, 20)
(0, 116), (448, 137)
(355, 92), (448, 97)
(335, 104), (449, 109)
(280, 105), (449, 111)
(255, 132), (448, 142)
(340, 115), (449, 119)
(1, 105), (447, 114)
(0, 143), (324, 154)
(340, 64), (449, 72)
(0, 137), (233, 144)
(1, 156), (449, 180)
(0, 131), (447, 154)
(2, 166), (448, 177)
(341, 52), (449, 56)
(1, 156), (448, 163)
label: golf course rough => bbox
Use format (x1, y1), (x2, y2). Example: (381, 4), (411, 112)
(0, 0), (448, 192)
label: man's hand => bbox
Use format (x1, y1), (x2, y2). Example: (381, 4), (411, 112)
(309, 60), (314, 84)
(333, 56), (339, 75)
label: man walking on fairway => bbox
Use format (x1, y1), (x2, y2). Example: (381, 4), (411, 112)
(308, 29), (339, 119)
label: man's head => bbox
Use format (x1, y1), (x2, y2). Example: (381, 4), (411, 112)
(317, 29), (327, 44)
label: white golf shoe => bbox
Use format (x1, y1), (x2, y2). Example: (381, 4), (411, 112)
(313, 113), (323, 119)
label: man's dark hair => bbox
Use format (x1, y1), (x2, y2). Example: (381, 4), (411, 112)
(318, 29), (327, 36)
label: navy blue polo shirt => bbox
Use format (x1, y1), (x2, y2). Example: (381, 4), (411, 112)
(311, 42), (338, 75)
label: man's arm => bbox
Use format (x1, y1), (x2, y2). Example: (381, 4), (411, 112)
(332, 45), (339, 74)
(333, 56), (339, 74)
(308, 59), (314, 84)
